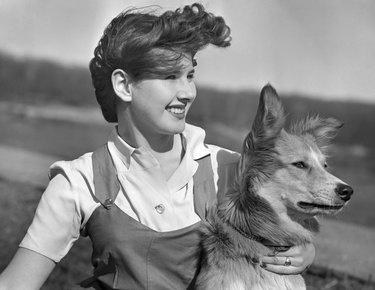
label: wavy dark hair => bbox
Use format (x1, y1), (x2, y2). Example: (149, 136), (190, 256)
(89, 3), (231, 123)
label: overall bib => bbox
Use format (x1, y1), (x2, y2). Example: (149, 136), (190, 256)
(78, 145), (216, 290)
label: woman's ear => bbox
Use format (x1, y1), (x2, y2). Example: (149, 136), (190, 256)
(111, 69), (132, 102)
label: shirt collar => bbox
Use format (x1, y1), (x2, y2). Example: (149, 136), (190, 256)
(108, 124), (210, 169)
(167, 124), (210, 192)
(182, 123), (211, 160)
(107, 127), (135, 169)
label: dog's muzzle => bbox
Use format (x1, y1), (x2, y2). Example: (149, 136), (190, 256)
(335, 183), (354, 202)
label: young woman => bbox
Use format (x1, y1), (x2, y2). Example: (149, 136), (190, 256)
(0, 3), (315, 289)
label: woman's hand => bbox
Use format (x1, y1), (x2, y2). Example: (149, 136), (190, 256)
(259, 243), (315, 275)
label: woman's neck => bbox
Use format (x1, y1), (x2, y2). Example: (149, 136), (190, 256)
(117, 124), (175, 153)
(117, 124), (184, 179)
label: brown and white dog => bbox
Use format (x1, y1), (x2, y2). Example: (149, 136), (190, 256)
(196, 84), (353, 290)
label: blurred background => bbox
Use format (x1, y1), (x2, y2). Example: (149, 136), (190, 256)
(0, 0), (374, 289)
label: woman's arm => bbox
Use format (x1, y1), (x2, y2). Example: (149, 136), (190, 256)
(0, 247), (56, 290)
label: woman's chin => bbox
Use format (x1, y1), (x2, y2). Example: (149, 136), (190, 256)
(166, 121), (186, 135)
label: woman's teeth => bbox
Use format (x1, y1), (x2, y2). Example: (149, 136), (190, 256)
(167, 107), (184, 114)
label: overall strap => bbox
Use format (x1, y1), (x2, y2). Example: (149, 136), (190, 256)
(193, 155), (216, 220)
(92, 145), (120, 210)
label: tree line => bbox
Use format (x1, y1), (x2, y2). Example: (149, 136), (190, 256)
(1, 52), (374, 148)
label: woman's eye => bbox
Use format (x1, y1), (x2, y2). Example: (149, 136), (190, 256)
(292, 161), (307, 169)
(187, 73), (195, 79)
(165, 75), (176, 80)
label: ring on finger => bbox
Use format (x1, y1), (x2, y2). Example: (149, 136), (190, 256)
(284, 257), (292, 266)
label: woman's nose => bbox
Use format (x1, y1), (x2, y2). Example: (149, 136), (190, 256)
(176, 82), (196, 101)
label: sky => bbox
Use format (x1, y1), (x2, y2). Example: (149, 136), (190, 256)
(0, 0), (375, 103)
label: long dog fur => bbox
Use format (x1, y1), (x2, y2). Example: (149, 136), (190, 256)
(195, 84), (353, 290)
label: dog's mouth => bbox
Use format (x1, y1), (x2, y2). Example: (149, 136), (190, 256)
(297, 201), (344, 211)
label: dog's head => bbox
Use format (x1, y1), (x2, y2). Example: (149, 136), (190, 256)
(238, 84), (353, 218)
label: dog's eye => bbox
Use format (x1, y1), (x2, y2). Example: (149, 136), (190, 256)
(292, 161), (307, 169)
(324, 162), (328, 168)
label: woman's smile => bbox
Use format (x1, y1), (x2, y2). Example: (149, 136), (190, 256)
(166, 104), (186, 119)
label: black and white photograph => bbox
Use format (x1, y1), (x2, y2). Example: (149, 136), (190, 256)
(0, 0), (374, 289)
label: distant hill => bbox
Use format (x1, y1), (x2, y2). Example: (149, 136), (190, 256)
(0, 52), (95, 106)
(190, 87), (375, 148)
(1, 51), (374, 148)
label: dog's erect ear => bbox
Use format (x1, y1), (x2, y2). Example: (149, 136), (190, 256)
(297, 116), (343, 151)
(243, 84), (285, 153)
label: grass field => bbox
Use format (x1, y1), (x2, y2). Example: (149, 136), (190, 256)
(1, 109), (374, 289)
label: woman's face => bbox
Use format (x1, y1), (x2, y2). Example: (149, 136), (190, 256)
(127, 55), (196, 138)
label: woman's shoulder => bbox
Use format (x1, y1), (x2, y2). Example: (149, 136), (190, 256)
(184, 123), (241, 165)
(18, 150), (101, 263)
(49, 152), (94, 183)
(207, 144), (240, 166)
(47, 152), (98, 213)
(206, 144), (240, 195)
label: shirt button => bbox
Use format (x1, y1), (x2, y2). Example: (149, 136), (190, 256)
(103, 198), (114, 209)
(155, 204), (165, 214)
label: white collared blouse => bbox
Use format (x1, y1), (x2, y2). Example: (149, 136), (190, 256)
(19, 124), (240, 262)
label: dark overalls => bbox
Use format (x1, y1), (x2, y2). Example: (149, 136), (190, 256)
(77, 145), (216, 289)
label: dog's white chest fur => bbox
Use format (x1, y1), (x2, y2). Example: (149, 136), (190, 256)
(253, 269), (306, 290)
(196, 262), (306, 290)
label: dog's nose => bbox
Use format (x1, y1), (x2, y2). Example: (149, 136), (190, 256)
(335, 183), (354, 201)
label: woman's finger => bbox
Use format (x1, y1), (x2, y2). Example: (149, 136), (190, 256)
(260, 255), (303, 267)
(259, 263), (305, 275)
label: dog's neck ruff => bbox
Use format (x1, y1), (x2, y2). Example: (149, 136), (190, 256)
(230, 223), (265, 242)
